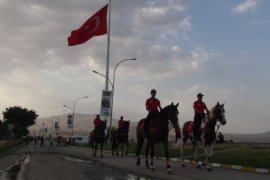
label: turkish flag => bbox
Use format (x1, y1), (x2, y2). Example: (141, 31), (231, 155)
(68, 4), (108, 46)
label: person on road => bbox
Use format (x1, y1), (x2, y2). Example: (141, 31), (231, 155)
(144, 89), (162, 138)
(193, 93), (209, 141)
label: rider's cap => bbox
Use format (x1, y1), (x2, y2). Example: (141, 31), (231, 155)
(197, 93), (204, 97)
(151, 89), (157, 94)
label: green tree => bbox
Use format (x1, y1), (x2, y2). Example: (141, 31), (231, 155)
(0, 120), (5, 137)
(2, 106), (38, 136)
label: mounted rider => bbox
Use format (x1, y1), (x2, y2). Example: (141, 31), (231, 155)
(118, 116), (129, 134)
(193, 93), (209, 141)
(144, 89), (162, 138)
(93, 114), (105, 137)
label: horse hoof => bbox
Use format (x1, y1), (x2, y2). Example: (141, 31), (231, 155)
(167, 169), (172, 174)
(182, 163), (186, 167)
(207, 167), (212, 171)
(197, 165), (201, 169)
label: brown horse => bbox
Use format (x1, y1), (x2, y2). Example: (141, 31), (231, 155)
(115, 120), (130, 156)
(90, 122), (106, 158)
(181, 102), (226, 171)
(135, 103), (181, 173)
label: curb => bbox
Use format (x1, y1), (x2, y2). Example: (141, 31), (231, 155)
(166, 157), (270, 175)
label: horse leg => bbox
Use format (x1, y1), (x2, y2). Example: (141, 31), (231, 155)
(135, 138), (144, 166)
(205, 143), (213, 171)
(181, 137), (188, 167)
(100, 142), (104, 158)
(116, 141), (119, 156)
(125, 140), (129, 155)
(150, 143), (155, 171)
(145, 142), (150, 169)
(193, 141), (201, 168)
(163, 142), (171, 174)
(112, 141), (115, 156)
(121, 142), (124, 157)
(93, 142), (97, 157)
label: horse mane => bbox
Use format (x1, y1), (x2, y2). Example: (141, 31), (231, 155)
(208, 104), (218, 120)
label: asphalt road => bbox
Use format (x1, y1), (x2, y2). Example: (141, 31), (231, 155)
(0, 141), (269, 180)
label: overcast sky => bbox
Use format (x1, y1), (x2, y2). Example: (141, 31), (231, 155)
(0, 0), (269, 134)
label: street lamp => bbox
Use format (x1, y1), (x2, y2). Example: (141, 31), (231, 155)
(93, 70), (113, 88)
(56, 109), (67, 136)
(93, 58), (137, 143)
(63, 96), (88, 138)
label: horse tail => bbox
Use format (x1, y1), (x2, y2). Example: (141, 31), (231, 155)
(136, 119), (144, 140)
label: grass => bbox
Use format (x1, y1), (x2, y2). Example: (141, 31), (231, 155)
(0, 142), (22, 155)
(77, 142), (270, 169)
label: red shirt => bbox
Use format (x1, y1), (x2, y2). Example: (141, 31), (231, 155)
(118, 119), (125, 128)
(94, 118), (103, 126)
(146, 97), (161, 112)
(193, 100), (207, 114)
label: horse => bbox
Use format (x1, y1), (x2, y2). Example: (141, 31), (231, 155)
(90, 122), (106, 158)
(181, 102), (226, 171)
(135, 102), (181, 173)
(115, 120), (130, 156)
(111, 129), (118, 156)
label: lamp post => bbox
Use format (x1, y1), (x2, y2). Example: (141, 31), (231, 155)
(63, 96), (88, 138)
(93, 58), (137, 143)
(56, 109), (67, 136)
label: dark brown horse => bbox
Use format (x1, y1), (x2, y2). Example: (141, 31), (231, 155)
(90, 122), (106, 158)
(181, 102), (226, 171)
(114, 120), (130, 156)
(135, 103), (181, 173)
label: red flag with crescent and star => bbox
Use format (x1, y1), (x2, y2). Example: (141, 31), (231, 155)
(67, 4), (108, 46)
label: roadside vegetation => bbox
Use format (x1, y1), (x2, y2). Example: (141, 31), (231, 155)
(0, 141), (22, 155)
(76, 141), (270, 169)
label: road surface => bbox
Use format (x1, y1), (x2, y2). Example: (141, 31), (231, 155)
(0, 141), (269, 180)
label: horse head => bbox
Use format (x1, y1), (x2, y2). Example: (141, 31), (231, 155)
(210, 102), (226, 125)
(163, 102), (181, 139)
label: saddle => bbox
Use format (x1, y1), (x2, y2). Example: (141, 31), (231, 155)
(187, 120), (206, 135)
(148, 118), (161, 136)
(119, 122), (129, 134)
(94, 126), (105, 138)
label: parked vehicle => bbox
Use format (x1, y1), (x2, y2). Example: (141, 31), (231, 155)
(71, 135), (89, 145)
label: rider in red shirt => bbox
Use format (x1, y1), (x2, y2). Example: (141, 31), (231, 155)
(93, 114), (104, 135)
(118, 116), (125, 129)
(144, 89), (162, 137)
(193, 93), (209, 141)
(94, 114), (103, 126)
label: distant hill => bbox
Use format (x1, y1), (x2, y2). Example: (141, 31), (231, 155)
(29, 114), (270, 143)
(29, 113), (137, 139)
(224, 131), (270, 143)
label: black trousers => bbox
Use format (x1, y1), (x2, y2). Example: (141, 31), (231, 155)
(193, 113), (205, 140)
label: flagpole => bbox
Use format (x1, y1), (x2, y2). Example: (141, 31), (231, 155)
(105, 0), (111, 91)
(104, 0), (111, 141)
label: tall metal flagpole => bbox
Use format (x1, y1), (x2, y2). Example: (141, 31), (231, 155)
(105, 0), (111, 91)
(104, 0), (111, 139)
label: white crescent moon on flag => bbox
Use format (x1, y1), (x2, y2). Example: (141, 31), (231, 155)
(85, 16), (101, 34)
